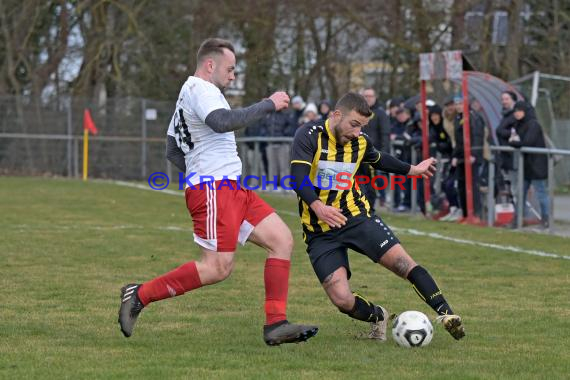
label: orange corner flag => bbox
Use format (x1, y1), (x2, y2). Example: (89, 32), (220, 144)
(83, 109), (98, 135)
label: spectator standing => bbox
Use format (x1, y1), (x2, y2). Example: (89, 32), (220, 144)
(508, 101), (549, 228)
(452, 95), (485, 220)
(361, 88), (391, 210)
(301, 103), (320, 124)
(430, 105), (461, 221)
(390, 107), (413, 211)
(318, 100), (331, 120)
(290, 96), (306, 127)
(264, 109), (295, 188)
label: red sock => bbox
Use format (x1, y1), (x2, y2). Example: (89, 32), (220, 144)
(264, 258), (290, 325)
(138, 261), (202, 306)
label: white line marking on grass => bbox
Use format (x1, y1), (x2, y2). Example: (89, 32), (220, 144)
(391, 227), (570, 261)
(106, 180), (570, 261)
(158, 226), (187, 231)
(104, 180), (183, 196)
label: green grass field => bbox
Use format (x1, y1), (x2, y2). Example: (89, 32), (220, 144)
(1, 177), (569, 379)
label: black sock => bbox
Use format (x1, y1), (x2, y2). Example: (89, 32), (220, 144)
(340, 293), (384, 322)
(407, 266), (453, 316)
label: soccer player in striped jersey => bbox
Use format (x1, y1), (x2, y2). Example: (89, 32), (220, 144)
(290, 92), (465, 341)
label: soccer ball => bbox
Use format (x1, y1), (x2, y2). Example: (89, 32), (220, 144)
(392, 311), (434, 348)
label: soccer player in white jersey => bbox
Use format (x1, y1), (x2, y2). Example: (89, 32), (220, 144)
(118, 38), (318, 346)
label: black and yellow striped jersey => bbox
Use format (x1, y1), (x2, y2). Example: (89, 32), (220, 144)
(290, 119), (383, 234)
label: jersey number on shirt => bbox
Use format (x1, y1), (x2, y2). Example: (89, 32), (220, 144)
(174, 108), (194, 150)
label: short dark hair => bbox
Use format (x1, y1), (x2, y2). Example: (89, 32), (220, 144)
(335, 92), (372, 117)
(502, 90), (518, 102)
(197, 38), (235, 64)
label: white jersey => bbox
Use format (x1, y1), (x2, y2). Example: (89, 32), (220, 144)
(167, 76), (242, 185)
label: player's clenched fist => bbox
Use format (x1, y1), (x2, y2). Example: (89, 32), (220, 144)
(269, 91), (290, 111)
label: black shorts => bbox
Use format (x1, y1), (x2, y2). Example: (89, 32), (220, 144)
(304, 215), (400, 283)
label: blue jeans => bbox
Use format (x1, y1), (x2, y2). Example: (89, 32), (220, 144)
(523, 179), (549, 221)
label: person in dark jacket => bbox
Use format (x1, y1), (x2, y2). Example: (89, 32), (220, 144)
(263, 109), (295, 186)
(318, 100), (331, 120)
(245, 118), (268, 177)
(402, 115), (425, 213)
(494, 92), (519, 201)
(495, 91), (518, 171)
(452, 95), (485, 219)
(388, 96), (405, 127)
(290, 95), (306, 127)
(428, 105), (452, 157)
(362, 88), (391, 151)
(429, 105), (461, 220)
(509, 101), (549, 227)
(390, 107), (413, 210)
(360, 88), (391, 210)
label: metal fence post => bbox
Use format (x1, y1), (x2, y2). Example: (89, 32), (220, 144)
(66, 98), (73, 177)
(434, 152), (443, 199)
(141, 99), (147, 180)
(487, 157), (495, 226)
(239, 142), (248, 175)
(73, 137), (79, 178)
(254, 141), (261, 178)
(548, 154), (554, 231)
(411, 148), (417, 214)
(516, 150), (524, 229)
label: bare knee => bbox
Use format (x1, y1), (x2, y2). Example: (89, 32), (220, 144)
(248, 213), (294, 259)
(267, 227), (294, 259)
(215, 259), (234, 281)
(198, 255), (234, 285)
(379, 245), (417, 279)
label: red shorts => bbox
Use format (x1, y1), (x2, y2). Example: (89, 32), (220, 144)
(185, 180), (274, 252)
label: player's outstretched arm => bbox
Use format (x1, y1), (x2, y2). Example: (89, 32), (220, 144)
(204, 92), (290, 133)
(369, 150), (436, 180)
(408, 157), (437, 179)
(370, 152), (411, 175)
(205, 99), (274, 133)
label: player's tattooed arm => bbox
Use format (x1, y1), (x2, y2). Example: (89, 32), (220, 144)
(166, 135), (186, 173)
(205, 99), (275, 133)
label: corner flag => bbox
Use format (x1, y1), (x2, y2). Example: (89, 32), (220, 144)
(82, 109), (98, 181)
(83, 109), (98, 135)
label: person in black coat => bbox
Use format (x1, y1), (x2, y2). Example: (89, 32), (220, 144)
(428, 105), (452, 157)
(402, 115), (425, 212)
(429, 105), (460, 218)
(360, 88), (391, 211)
(245, 118), (268, 176)
(495, 91), (518, 171)
(452, 95), (485, 219)
(390, 107), (413, 210)
(318, 100), (331, 120)
(263, 109), (295, 185)
(508, 101), (549, 226)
